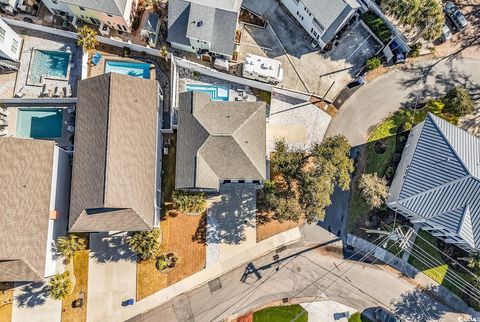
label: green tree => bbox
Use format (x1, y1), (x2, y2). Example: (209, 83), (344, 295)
(358, 173), (389, 209)
(55, 234), (86, 263)
(257, 180), (279, 212)
(270, 138), (305, 184)
(48, 272), (73, 300)
(382, 0), (444, 41)
(160, 44), (169, 61)
(128, 229), (162, 261)
(458, 256), (480, 271)
(172, 191), (206, 214)
(77, 25), (99, 51)
(443, 86), (474, 117)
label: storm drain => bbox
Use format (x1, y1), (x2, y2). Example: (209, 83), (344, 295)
(208, 277), (222, 293)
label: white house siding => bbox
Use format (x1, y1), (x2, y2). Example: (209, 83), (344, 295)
(43, 146), (71, 278)
(0, 18), (22, 61)
(280, 0), (327, 48)
(43, 0), (137, 32)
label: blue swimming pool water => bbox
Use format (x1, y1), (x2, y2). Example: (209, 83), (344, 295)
(16, 108), (63, 139)
(28, 50), (70, 84)
(105, 61), (151, 79)
(186, 84), (229, 101)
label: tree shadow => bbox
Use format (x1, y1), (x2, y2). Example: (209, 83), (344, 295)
(391, 286), (448, 321)
(192, 213), (207, 245)
(89, 232), (136, 263)
(206, 184), (257, 245)
(14, 282), (49, 308)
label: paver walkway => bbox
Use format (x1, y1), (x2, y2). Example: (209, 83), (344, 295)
(300, 301), (357, 322)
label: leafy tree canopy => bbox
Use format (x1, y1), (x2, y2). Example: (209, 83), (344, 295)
(443, 86), (474, 117)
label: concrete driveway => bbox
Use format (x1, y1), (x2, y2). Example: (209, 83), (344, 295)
(87, 232), (137, 322)
(12, 282), (61, 322)
(241, 0), (382, 100)
(206, 184), (257, 267)
(326, 57), (480, 146)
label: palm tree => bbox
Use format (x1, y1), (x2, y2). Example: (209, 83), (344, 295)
(128, 229), (162, 261)
(77, 25), (99, 51)
(48, 272), (73, 300)
(55, 234), (86, 263)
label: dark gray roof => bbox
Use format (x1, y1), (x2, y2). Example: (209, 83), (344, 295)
(59, 0), (128, 16)
(0, 137), (55, 281)
(70, 73), (158, 232)
(175, 92), (266, 190)
(143, 12), (160, 33)
(388, 114), (480, 249)
(168, 0), (238, 56)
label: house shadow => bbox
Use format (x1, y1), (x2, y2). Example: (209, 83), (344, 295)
(89, 232), (136, 263)
(205, 184), (257, 245)
(14, 282), (49, 308)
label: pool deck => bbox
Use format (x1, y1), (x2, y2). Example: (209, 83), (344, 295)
(12, 26), (82, 99)
(3, 105), (75, 148)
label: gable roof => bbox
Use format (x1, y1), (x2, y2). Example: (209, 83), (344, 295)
(302, 0), (355, 44)
(59, 0), (129, 16)
(388, 113), (480, 249)
(175, 92), (266, 190)
(69, 73), (158, 232)
(0, 137), (55, 281)
(168, 0), (238, 56)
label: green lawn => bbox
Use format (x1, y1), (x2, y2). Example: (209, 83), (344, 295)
(408, 230), (480, 309)
(253, 305), (307, 322)
(349, 312), (374, 322)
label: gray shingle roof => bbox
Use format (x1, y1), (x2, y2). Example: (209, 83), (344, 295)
(388, 113), (480, 249)
(69, 73), (158, 232)
(0, 137), (55, 281)
(175, 92), (267, 190)
(300, 0), (354, 44)
(58, 0), (128, 16)
(168, 0), (238, 56)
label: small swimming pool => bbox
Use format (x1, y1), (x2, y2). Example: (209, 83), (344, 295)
(16, 108), (63, 139)
(105, 61), (151, 79)
(28, 50), (70, 85)
(186, 84), (229, 101)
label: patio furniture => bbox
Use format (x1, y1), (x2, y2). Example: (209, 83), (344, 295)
(53, 86), (61, 97)
(67, 125), (75, 133)
(14, 91), (24, 98)
(66, 85), (73, 97)
(41, 84), (50, 97)
(91, 52), (102, 66)
(0, 129), (7, 136)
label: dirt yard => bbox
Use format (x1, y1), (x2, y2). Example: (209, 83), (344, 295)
(0, 283), (13, 322)
(61, 250), (89, 322)
(256, 212), (302, 242)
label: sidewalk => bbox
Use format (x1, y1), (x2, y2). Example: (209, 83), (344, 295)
(109, 227), (302, 322)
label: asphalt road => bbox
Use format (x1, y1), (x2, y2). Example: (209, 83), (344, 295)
(128, 242), (470, 322)
(326, 57), (480, 146)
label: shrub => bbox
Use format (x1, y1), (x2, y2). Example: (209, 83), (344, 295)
(362, 11), (392, 44)
(443, 86), (474, 117)
(409, 43), (422, 58)
(140, 51), (147, 56)
(359, 173), (389, 209)
(48, 272), (73, 300)
(366, 56), (381, 71)
(55, 234), (87, 263)
(128, 229), (162, 261)
(156, 252), (179, 272)
(123, 46), (131, 57)
(172, 191), (206, 214)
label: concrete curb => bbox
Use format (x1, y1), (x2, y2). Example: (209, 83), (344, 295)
(109, 227), (302, 322)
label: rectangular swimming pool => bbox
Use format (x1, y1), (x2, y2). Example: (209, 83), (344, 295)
(186, 84), (229, 101)
(105, 61), (151, 79)
(28, 50), (71, 85)
(16, 108), (63, 139)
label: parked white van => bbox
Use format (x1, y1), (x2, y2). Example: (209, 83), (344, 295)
(242, 53), (284, 84)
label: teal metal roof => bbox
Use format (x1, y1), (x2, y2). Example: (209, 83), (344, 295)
(390, 114), (480, 249)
